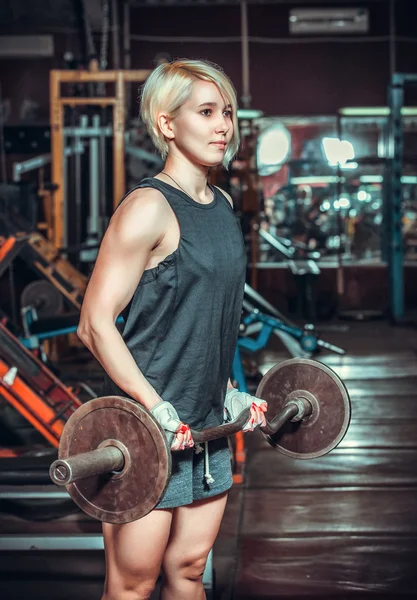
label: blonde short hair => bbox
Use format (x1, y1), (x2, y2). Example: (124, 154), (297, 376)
(140, 59), (239, 169)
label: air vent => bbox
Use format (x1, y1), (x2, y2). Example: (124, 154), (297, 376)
(0, 36), (54, 58)
(289, 8), (369, 35)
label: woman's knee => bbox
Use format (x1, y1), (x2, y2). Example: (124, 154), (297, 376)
(163, 550), (209, 583)
(103, 575), (158, 600)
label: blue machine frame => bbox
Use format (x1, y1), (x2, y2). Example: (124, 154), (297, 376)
(384, 73), (417, 322)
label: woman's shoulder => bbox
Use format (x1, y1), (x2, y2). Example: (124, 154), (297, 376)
(213, 186), (233, 208)
(115, 184), (170, 219)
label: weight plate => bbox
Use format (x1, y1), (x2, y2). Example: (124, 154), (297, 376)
(21, 280), (63, 317)
(59, 396), (171, 523)
(256, 358), (351, 459)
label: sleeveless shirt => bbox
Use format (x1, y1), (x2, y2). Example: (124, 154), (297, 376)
(102, 177), (247, 429)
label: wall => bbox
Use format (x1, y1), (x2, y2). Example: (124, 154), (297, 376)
(0, 0), (416, 125)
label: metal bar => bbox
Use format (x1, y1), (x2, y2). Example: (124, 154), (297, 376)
(244, 283), (294, 323)
(50, 446), (125, 486)
(240, 1), (251, 108)
(63, 126), (112, 136)
(0, 535), (104, 551)
(59, 98), (116, 106)
(50, 69), (150, 83)
(13, 145), (85, 182)
(99, 112), (107, 237)
(388, 74), (405, 321)
(113, 71), (126, 209)
(111, 0), (121, 69)
(74, 121), (83, 255)
(0, 487), (69, 500)
(89, 115), (100, 236)
(123, 0), (132, 117)
(262, 403), (299, 436)
(125, 144), (163, 166)
(259, 228), (293, 259)
(50, 70), (65, 249)
(389, 0), (396, 77)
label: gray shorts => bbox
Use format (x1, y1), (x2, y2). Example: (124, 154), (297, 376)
(155, 437), (233, 509)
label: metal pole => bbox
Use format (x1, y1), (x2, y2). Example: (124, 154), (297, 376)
(50, 71), (65, 249)
(89, 114), (100, 238)
(111, 0), (121, 70)
(74, 116), (83, 254)
(388, 74), (404, 321)
(389, 0), (396, 77)
(99, 112), (107, 236)
(240, 2), (251, 108)
(123, 0), (132, 119)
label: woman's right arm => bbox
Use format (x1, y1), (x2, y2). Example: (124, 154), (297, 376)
(77, 188), (169, 412)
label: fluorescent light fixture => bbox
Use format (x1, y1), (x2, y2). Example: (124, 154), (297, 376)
(360, 176), (383, 183)
(322, 137), (355, 167)
(342, 161), (358, 170)
(340, 107), (417, 116)
(237, 108), (264, 119)
(360, 175), (417, 184)
(290, 176), (341, 184)
(257, 124), (291, 176)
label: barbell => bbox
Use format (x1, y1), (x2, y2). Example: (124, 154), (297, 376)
(49, 358), (351, 523)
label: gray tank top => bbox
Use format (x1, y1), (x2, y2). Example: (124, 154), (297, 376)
(102, 177), (247, 429)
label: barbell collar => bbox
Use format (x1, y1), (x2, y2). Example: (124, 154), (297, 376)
(49, 444), (125, 486)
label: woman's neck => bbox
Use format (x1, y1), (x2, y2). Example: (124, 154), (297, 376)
(160, 156), (209, 199)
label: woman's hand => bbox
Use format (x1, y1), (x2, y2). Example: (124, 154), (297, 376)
(151, 400), (194, 450)
(224, 388), (268, 432)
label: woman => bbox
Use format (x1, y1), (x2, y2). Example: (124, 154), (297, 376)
(78, 59), (267, 600)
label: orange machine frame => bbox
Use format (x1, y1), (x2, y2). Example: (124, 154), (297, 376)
(50, 68), (151, 249)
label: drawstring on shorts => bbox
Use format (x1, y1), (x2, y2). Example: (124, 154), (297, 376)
(195, 441), (215, 486)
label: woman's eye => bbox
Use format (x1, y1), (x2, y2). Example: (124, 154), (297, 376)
(224, 110), (233, 118)
(201, 109), (212, 116)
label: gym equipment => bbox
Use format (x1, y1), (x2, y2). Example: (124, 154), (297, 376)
(232, 307), (345, 400)
(258, 229), (321, 320)
(0, 231), (87, 311)
(49, 68), (151, 249)
(50, 358), (351, 523)
(0, 321), (82, 447)
(21, 281), (64, 318)
(257, 358), (350, 459)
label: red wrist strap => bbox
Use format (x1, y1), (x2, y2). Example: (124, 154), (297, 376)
(177, 423), (190, 434)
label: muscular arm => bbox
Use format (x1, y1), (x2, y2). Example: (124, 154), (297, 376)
(77, 188), (170, 411)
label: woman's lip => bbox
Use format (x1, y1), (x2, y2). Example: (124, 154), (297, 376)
(211, 142), (227, 148)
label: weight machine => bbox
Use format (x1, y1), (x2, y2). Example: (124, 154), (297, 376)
(49, 68), (151, 251)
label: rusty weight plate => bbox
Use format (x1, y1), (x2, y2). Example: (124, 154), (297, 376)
(256, 358), (351, 459)
(59, 396), (171, 523)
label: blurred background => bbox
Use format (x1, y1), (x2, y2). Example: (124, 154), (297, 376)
(0, 1), (416, 599)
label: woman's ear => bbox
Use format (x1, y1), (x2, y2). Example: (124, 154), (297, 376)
(157, 113), (175, 141)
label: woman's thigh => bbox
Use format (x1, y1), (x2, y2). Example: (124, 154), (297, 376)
(103, 508), (173, 585)
(162, 491), (228, 574)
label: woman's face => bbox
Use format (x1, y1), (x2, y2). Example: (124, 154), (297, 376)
(169, 79), (234, 167)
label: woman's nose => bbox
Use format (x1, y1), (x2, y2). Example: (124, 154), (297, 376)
(215, 115), (230, 134)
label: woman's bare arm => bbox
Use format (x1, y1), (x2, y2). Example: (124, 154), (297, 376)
(77, 188), (171, 411)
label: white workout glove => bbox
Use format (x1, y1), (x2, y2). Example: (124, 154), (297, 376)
(150, 400), (193, 450)
(224, 388), (268, 432)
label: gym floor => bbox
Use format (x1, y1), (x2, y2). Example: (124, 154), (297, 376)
(1, 319), (417, 599)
